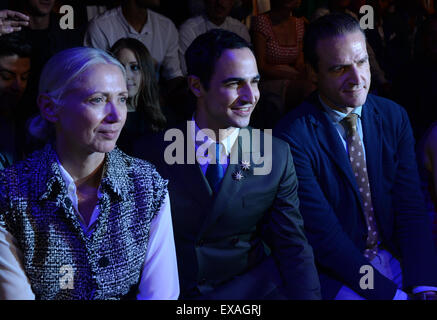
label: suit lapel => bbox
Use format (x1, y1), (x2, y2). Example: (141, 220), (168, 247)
(361, 100), (382, 209)
(167, 122), (214, 208)
(169, 160), (213, 207)
(311, 95), (383, 212)
(199, 132), (249, 235)
(310, 100), (361, 196)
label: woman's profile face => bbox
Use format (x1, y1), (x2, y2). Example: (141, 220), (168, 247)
(116, 48), (142, 99)
(55, 63), (128, 155)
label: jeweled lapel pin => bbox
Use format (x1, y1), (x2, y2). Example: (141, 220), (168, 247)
(232, 170), (244, 181)
(240, 160), (251, 171)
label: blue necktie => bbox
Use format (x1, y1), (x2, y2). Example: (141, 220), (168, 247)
(205, 143), (224, 192)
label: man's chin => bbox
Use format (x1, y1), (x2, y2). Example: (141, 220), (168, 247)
(230, 118), (251, 129)
(341, 95), (367, 108)
(352, 98), (367, 107)
(348, 90), (368, 105)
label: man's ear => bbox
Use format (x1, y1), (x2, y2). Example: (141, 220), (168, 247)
(187, 75), (204, 98)
(37, 94), (60, 123)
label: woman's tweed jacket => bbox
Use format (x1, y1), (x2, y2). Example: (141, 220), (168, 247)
(0, 144), (168, 299)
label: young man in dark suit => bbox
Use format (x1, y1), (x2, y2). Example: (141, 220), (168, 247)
(274, 13), (437, 300)
(133, 29), (321, 300)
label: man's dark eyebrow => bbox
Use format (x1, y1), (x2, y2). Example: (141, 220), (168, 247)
(221, 74), (261, 84)
(222, 77), (244, 84)
(328, 64), (349, 72)
(328, 55), (369, 71)
(0, 68), (30, 74)
(0, 69), (15, 74)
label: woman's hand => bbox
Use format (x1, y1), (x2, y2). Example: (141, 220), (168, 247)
(0, 10), (29, 36)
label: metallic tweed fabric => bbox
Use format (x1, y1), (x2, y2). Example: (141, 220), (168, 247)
(0, 144), (168, 299)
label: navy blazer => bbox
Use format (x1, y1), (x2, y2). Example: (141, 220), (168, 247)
(133, 124), (321, 300)
(274, 92), (437, 299)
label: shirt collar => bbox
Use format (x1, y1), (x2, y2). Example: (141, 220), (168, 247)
(119, 6), (152, 35)
(191, 113), (240, 156)
(318, 94), (363, 124)
(204, 14), (229, 28)
(38, 145), (129, 202)
(98, 148), (131, 201)
(57, 155), (77, 201)
(37, 144), (68, 202)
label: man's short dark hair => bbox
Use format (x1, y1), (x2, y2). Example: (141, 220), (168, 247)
(0, 32), (32, 58)
(185, 29), (253, 90)
(303, 13), (365, 72)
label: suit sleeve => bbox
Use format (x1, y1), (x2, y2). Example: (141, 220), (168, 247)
(276, 130), (398, 300)
(260, 142), (321, 299)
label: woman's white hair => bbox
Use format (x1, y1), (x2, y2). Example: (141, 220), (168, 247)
(29, 46), (126, 141)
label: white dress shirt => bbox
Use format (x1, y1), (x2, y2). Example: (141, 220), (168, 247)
(179, 15), (251, 75)
(190, 116), (240, 175)
(84, 6), (182, 80)
(0, 158), (179, 300)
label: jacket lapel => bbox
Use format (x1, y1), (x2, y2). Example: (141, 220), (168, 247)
(170, 160), (213, 207)
(199, 132), (249, 235)
(361, 100), (382, 210)
(308, 97), (364, 207)
(168, 122), (214, 208)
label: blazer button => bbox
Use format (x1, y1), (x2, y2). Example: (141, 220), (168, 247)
(98, 256), (110, 268)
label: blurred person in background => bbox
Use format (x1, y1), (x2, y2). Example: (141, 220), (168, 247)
(0, 31), (31, 167)
(110, 37), (168, 155)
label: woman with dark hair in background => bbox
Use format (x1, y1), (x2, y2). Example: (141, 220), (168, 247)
(109, 38), (167, 154)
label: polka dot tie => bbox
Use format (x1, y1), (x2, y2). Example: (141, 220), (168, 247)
(341, 113), (378, 261)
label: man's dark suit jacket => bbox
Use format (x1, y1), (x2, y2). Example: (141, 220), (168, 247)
(133, 124), (321, 299)
(274, 92), (437, 299)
